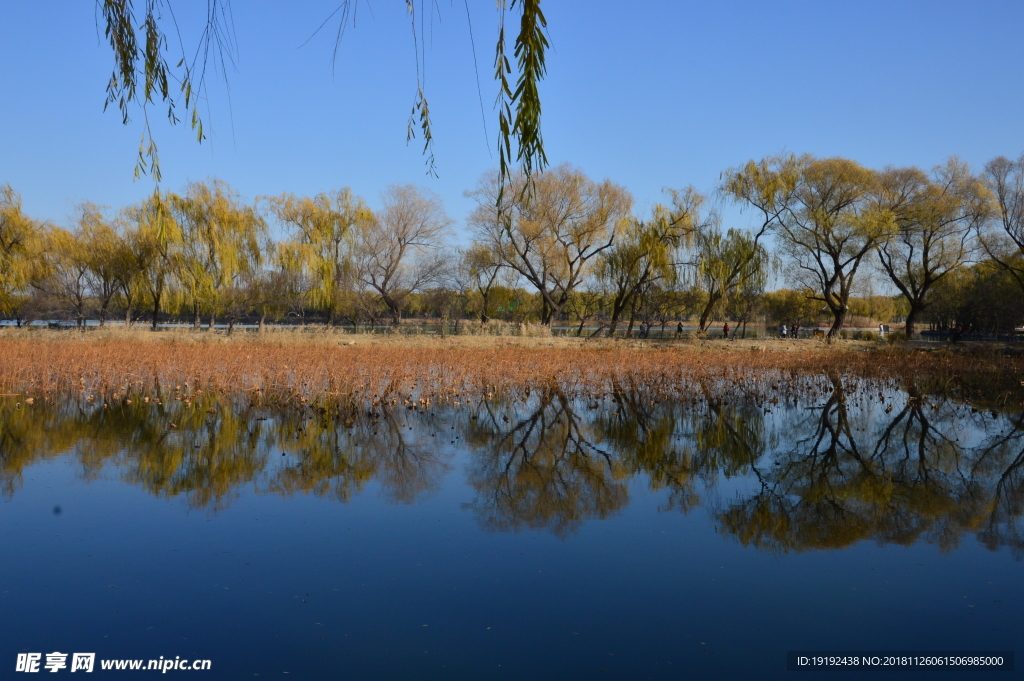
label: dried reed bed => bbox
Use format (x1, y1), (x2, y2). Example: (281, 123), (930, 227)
(0, 334), (1020, 411)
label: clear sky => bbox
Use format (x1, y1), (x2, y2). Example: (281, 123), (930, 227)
(3, 1), (1024, 240)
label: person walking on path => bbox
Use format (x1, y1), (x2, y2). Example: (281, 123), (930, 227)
(780, 324), (787, 339)
(723, 323), (730, 339)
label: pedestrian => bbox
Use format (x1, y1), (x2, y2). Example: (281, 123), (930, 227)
(676, 322), (683, 337)
(781, 324), (787, 339)
(792, 324), (799, 339)
(723, 322), (730, 339)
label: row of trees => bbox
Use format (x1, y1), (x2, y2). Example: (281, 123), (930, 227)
(3, 153), (1024, 338)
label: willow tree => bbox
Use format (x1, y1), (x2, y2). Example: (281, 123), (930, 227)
(728, 155), (893, 340)
(469, 165), (632, 326)
(125, 190), (182, 328)
(598, 188), (703, 336)
(693, 227), (772, 333)
(460, 243), (505, 324)
(32, 227), (92, 327)
(112, 213), (154, 326)
(270, 189), (372, 327)
(875, 159), (992, 338)
(782, 158), (896, 339)
(171, 180), (265, 329)
(357, 185), (453, 326)
(77, 204), (127, 326)
(0, 185), (38, 321)
(722, 155), (802, 239)
(245, 245), (311, 332)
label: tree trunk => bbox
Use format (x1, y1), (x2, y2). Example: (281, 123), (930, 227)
(607, 293), (629, 337)
(382, 297), (401, 327)
(904, 307), (919, 340)
(151, 295), (161, 329)
(826, 306), (847, 342)
(258, 315), (266, 334)
(125, 303), (132, 327)
(208, 312), (215, 331)
(697, 291), (721, 333)
(540, 298), (552, 326)
(193, 303), (201, 329)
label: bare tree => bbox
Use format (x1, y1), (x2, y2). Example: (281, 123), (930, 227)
(981, 154), (1024, 295)
(358, 185), (453, 326)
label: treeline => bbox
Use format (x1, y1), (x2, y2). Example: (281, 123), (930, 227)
(2, 153), (1024, 338)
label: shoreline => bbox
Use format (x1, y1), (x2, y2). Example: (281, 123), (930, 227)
(1, 330), (1020, 410)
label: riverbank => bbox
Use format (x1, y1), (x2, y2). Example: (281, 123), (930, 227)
(0, 328), (1020, 409)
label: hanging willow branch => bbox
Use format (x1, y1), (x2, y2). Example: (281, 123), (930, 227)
(98, 1), (548, 185)
(499, 0), (548, 183)
(100, 0), (235, 181)
(404, 2), (437, 177)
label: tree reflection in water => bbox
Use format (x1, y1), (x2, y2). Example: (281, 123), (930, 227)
(461, 389), (629, 537)
(718, 373), (1024, 556)
(0, 377), (1021, 554)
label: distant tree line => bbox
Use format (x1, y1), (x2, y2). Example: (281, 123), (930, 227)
(3, 153), (1024, 339)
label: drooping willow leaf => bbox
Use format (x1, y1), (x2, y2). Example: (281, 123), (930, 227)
(98, 1), (548, 187)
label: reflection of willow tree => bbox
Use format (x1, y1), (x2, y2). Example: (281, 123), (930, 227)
(718, 375), (1024, 556)
(0, 399), (448, 511)
(462, 390), (629, 536)
(1, 397), (268, 509)
(970, 411), (1024, 556)
(0, 402), (90, 497)
(3, 385), (1022, 550)
(596, 379), (767, 512)
(117, 397), (269, 511)
(266, 410), (450, 505)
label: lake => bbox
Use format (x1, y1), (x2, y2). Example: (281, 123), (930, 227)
(1, 376), (1020, 679)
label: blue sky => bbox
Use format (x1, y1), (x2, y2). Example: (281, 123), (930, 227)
(2, 1), (1023, 241)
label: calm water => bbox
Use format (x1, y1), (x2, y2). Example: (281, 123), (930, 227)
(1, 378), (1021, 679)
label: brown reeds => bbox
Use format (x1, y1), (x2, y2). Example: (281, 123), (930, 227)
(1, 332), (1021, 411)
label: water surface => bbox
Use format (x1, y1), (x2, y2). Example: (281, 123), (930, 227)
(2, 377), (1020, 679)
